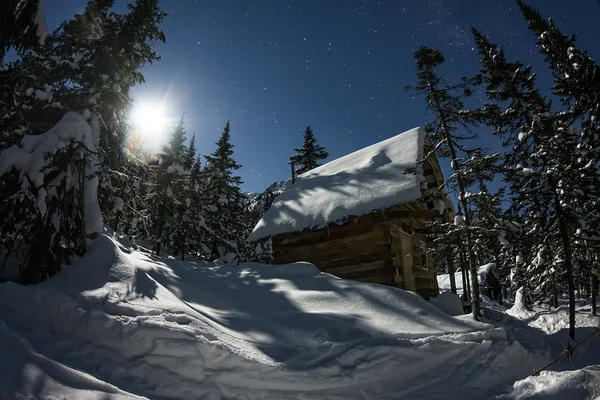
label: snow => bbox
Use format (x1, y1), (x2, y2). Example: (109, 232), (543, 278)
(454, 214), (464, 226)
(0, 111), (103, 235)
(113, 196), (124, 213)
(494, 300), (600, 399)
(1, 233), (569, 399)
(36, 186), (47, 215)
(501, 366), (600, 399)
(35, 0), (48, 43)
(34, 88), (52, 102)
(518, 131), (528, 142)
(2, 232), (599, 399)
(166, 163), (186, 175)
(437, 264), (497, 295)
(480, 262), (498, 279)
(430, 291), (465, 316)
(507, 288), (536, 320)
(0, 321), (142, 400)
(437, 270), (465, 294)
(250, 127), (425, 241)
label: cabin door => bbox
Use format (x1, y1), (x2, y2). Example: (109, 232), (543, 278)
(399, 230), (417, 291)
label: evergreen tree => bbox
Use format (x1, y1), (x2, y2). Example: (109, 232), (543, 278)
(147, 117), (188, 255)
(0, 0), (46, 59)
(0, 0), (166, 283)
(472, 27), (583, 339)
(184, 133), (197, 169)
(245, 181), (286, 264)
(171, 134), (208, 260)
(290, 126), (329, 175)
(409, 47), (503, 321)
(203, 121), (250, 262)
(517, 0), (600, 316)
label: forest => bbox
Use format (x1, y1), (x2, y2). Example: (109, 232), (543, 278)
(0, 0), (598, 347)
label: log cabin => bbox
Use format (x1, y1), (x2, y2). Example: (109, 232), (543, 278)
(249, 127), (454, 299)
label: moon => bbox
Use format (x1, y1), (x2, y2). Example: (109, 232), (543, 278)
(130, 101), (168, 148)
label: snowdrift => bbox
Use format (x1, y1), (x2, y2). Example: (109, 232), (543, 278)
(500, 366), (600, 399)
(0, 235), (554, 399)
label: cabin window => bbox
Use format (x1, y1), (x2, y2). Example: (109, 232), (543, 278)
(401, 223), (411, 234)
(412, 239), (429, 271)
(420, 241), (429, 271)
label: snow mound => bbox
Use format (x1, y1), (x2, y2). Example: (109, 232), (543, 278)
(500, 366), (600, 399)
(0, 235), (553, 399)
(507, 288), (537, 320)
(430, 291), (465, 316)
(238, 260), (321, 278)
(250, 127), (425, 240)
(0, 321), (142, 399)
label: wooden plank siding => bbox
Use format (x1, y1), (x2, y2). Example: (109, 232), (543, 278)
(272, 212), (396, 285)
(272, 202), (441, 298)
(270, 149), (451, 299)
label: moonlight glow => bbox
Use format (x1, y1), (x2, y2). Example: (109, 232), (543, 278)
(130, 101), (167, 144)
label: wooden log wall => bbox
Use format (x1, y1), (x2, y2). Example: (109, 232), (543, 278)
(270, 143), (452, 298)
(388, 202), (440, 299)
(272, 212), (396, 285)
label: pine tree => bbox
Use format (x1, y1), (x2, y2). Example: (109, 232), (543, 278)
(184, 133), (197, 170)
(203, 121), (250, 262)
(171, 134), (208, 260)
(409, 47), (504, 321)
(246, 181), (286, 264)
(0, 0), (166, 283)
(290, 126), (329, 175)
(0, 0), (46, 59)
(147, 117), (188, 255)
(472, 27), (584, 338)
(517, 0), (600, 319)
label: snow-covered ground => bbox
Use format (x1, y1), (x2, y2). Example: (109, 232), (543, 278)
(1, 234), (598, 399)
(436, 263), (499, 296)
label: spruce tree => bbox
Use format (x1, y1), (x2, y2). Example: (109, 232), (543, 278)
(290, 126), (329, 175)
(203, 121), (249, 262)
(147, 117), (188, 255)
(517, 0), (600, 317)
(472, 27), (583, 338)
(409, 47), (502, 320)
(0, 0), (46, 59)
(171, 134), (208, 260)
(0, 0), (166, 283)
(184, 133), (197, 169)
(246, 181), (286, 264)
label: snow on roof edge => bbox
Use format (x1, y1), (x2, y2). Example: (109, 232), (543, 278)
(249, 127), (426, 241)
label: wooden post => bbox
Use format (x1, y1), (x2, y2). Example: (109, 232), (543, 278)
(290, 160), (296, 184)
(446, 244), (457, 294)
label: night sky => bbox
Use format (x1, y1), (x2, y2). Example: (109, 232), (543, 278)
(45, 0), (600, 193)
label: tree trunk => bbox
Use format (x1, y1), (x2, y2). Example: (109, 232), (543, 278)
(465, 254), (472, 301)
(429, 91), (481, 320)
(592, 272), (597, 317)
(552, 276), (558, 309)
(446, 244), (457, 294)
(154, 186), (168, 255)
(553, 191), (576, 340)
(459, 242), (471, 300)
(114, 212), (120, 235)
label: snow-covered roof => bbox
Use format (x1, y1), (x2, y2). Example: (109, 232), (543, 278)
(249, 127), (425, 241)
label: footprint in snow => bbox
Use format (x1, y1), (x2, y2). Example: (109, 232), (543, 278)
(164, 314), (193, 325)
